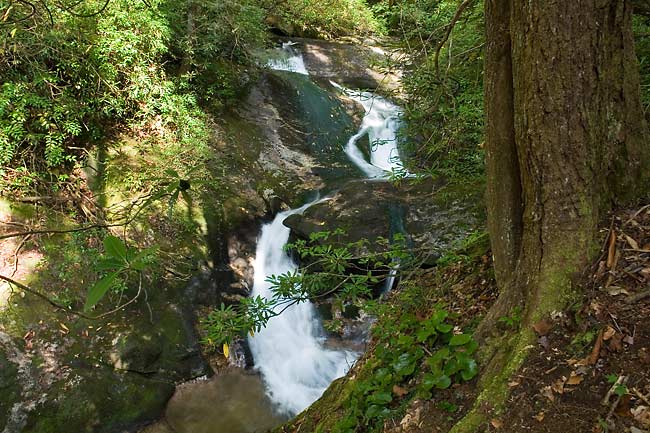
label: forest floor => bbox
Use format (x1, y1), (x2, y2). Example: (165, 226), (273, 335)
(447, 204), (649, 433)
(490, 204), (650, 433)
(381, 204), (650, 433)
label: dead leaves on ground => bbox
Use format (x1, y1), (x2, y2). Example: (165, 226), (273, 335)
(595, 206), (650, 303)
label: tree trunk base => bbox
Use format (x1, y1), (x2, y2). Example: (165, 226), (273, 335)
(449, 329), (535, 433)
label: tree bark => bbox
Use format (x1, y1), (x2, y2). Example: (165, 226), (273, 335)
(483, 0), (649, 332)
(484, 0), (521, 289)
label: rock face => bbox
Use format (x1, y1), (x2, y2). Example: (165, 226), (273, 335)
(283, 177), (485, 264)
(293, 38), (402, 95)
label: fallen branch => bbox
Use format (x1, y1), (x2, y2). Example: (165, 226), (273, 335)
(0, 273), (143, 320)
(626, 289), (650, 304)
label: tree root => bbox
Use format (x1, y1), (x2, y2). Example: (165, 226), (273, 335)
(449, 328), (535, 433)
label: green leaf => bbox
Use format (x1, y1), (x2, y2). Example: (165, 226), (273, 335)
(95, 257), (126, 271)
(365, 404), (390, 419)
(392, 352), (416, 376)
(165, 168), (180, 178)
(368, 391), (392, 405)
(103, 235), (127, 263)
(85, 271), (119, 311)
(423, 372), (452, 390)
(449, 333), (472, 346)
(460, 359), (478, 381)
(129, 249), (150, 271)
(436, 323), (453, 333)
(416, 327), (436, 342)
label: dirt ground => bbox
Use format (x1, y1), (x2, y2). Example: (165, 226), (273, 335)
(388, 204), (650, 433)
(494, 205), (650, 433)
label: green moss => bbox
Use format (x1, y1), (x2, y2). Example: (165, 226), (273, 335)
(449, 329), (534, 433)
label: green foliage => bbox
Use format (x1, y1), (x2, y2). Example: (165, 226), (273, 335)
(264, 0), (380, 38)
(0, 0), (263, 194)
(606, 374), (629, 397)
(331, 301), (478, 433)
(497, 307), (522, 329)
(372, 0), (485, 182)
(201, 230), (413, 348)
(435, 229), (488, 267)
(84, 235), (154, 311)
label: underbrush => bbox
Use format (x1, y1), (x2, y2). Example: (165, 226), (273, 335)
(275, 230), (497, 433)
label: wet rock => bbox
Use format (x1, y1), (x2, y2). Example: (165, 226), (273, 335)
(110, 333), (163, 373)
(282, 38), (402, 95)
(283, 177), (485, 261)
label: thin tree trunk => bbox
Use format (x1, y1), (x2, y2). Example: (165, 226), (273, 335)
(484, 0), (521, 290)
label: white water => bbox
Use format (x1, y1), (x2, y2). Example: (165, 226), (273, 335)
(249, 44), (407, 417)
(248, 202), (354, 415)
(331, 81), (406, 178)
(266, 41), (309, 75)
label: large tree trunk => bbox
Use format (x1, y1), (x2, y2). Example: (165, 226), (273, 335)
(450, 3), (648, 430)
(483, 0), (649, 331)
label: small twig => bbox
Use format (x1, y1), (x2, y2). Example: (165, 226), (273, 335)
(626, 289), (650, 304)
(624, 204), (650, 226)
(0, 273), (143, 320)
(10, 234), (31, 277)
(633, 387), (650, 406)
(433, 0), (475, 77)
(601, 375), (627, 406)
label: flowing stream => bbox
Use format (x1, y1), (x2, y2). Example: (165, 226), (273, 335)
(248, 43), (406, 415)
(248, 201), (354, 415)
(144, 42), (407, 433)
(330, 81), (405, 178)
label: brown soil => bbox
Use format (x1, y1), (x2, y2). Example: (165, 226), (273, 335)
(385, 204), (650, 433)
(492, 205), (650, 433)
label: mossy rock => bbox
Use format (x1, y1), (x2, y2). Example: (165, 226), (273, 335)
(283, 177), (485, 263)
(22, 367), (175, 433)
(0, 351), (21, 430)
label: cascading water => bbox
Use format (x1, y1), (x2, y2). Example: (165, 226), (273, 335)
(249, 43), (408, 418)
(248, 202), (354, 415)
(330, 81), (406, 178)
(266, 41), (309, 75)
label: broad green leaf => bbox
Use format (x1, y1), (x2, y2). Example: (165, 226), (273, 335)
(449, 333), (472, 346)
(104, 235), (127, 263)
(416, 327), (435, 342)
(165, 168), (179, 178)
(392, 353), (416, 376)
(95, 257), (125, 271)
(84, 271), (119, 311)
(436, 323), (453, 333)
(365, 404), (390, 419)
(423, 372), (452, 390)
(368, 390), (392, 405)
(460, 359), (478, 381)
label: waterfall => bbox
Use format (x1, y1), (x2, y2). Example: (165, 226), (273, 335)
(249, 43), (408, 417)
(330, 81), (406, 178)
(247, 202), (354, 415)
(266, 41), (309, 75)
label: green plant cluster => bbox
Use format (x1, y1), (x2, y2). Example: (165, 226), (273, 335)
(0, 0), (266, 193)
(84, 235), (154, 311)
(332, 303), (478, 433)
(263, 0), (379, 38)
(200, 230), (413, 349)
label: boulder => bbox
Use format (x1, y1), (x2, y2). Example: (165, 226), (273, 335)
(283, 177), (485, 265)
